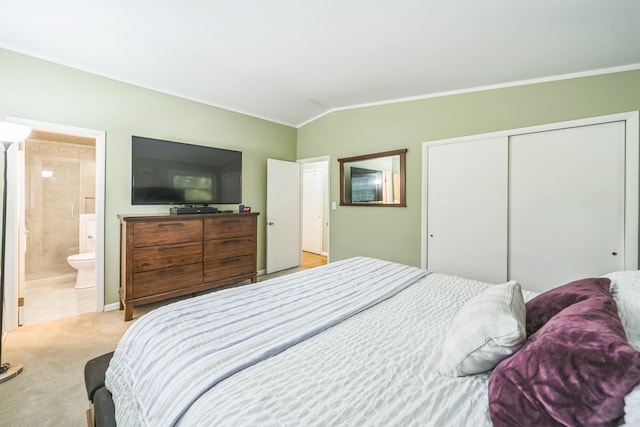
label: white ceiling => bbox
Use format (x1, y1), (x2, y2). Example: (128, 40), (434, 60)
(2, 0), (640, 127)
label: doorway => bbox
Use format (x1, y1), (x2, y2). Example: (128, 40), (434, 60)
(265, 157), (330, 274)
(300, 158), (329, 268)
(23, 130), (96, 325)
(4, 117), (105, 331)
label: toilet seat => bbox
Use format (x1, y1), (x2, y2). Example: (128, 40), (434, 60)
(68, 252), (95, 262)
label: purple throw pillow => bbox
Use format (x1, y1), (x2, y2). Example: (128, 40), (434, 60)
(488, 295), (640, 427)
(525, 277), (611, 336)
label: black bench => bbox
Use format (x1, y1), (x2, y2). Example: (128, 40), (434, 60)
(84, 352), (116, 427)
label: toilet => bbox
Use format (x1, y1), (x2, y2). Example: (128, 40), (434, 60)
(67, 214), (96, 289)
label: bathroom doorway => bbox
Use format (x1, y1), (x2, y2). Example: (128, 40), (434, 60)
(2, 117), (105, 332)
(22, 129), (97, 325)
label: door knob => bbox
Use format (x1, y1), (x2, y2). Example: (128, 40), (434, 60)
(268, 222), (275, 226)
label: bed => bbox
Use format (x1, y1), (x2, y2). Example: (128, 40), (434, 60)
(93, 256), (640, 426)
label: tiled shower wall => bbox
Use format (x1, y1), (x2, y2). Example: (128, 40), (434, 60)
(25, 139), (96, 280)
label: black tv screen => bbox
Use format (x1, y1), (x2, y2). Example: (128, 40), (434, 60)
(131, 136), (242, 205)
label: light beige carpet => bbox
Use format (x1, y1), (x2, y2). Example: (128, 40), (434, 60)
(0, 309), (130, 427)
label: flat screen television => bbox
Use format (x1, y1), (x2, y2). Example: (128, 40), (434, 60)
(131, 136), (242, 205)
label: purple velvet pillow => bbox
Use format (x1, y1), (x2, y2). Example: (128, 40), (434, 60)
(488, 295), (640, 427)
(525, 277), (611, 336)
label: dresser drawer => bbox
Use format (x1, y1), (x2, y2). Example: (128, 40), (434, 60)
(204, 255), (255, 283)
(132, 242), (202, 273)
(133, 220), (202, 247)
(204, 236), (255, 261)
(132, 263), (203, 299)
(204, 216), (256, 239)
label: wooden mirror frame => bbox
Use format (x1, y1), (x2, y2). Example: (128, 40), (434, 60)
(338, 149), (407, 207)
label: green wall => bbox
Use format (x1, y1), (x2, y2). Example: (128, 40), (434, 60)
(297, 69), (640, 267)
(0, 48), (297, 306)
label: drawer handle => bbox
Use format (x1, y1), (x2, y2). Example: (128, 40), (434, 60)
(220, 239), (246, 245)
(158, 245), (197, 252)
(159, 223), (185, 227)
(158, 268), (183, 275)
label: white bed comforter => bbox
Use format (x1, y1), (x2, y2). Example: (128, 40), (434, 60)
(177, 272), (503, 427)
(105, 257), (429, 426)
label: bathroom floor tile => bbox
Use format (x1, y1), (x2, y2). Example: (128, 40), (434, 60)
(23, 275), (95, 326)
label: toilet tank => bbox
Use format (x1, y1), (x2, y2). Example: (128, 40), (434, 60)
(79, 214), (97, 253)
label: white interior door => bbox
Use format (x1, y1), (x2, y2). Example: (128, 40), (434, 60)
(302, 168), (323, 254)
(509, 122), (626, 292)
(17, 142), (26, 326)
(266, 159), (301, 274)
(3, 143), (22, 332)
(426, 137), (508, 283)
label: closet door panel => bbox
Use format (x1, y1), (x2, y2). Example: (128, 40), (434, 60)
(427, 137), (508, 283)
(509, 121), (625, 292)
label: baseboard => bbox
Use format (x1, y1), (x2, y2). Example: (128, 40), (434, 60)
(103, 303), (120, 312)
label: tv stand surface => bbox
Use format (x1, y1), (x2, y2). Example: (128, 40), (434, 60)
(118, 212), (259, 321)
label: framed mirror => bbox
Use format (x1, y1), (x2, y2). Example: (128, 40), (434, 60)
(338, 149), (407, 206)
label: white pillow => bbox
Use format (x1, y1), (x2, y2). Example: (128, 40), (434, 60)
(599, 271), (640, 425)
(439, 280), (526, 377)
(624, 382), (640, 425)
(602, 271), (640, 345)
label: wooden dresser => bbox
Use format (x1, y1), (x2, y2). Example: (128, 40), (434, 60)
(118, 212), (259, 320)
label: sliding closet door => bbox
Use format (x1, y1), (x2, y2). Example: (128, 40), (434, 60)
(509, 122), (626, 292)
(426, 137), (508, 284)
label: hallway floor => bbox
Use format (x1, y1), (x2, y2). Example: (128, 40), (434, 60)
(23, 274), (95, 326)
(302, 251), (327, 269)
